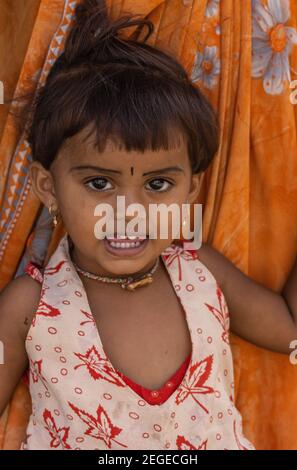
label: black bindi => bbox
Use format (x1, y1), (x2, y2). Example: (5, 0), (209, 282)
(130, 166), (134, 176)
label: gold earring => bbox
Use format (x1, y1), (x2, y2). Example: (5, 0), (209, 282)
(49, 203), (59, 227)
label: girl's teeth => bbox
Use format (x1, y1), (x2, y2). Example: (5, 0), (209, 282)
(109, 241), (142, 248)
(117, 235), (145, 240)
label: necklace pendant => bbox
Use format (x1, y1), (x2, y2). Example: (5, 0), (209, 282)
(123, 276), (153, 291)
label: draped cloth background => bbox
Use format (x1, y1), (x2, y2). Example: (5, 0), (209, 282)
(1, 0), (297, 450)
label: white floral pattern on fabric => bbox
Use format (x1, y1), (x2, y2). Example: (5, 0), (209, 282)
(191, 46), (221, 89)
(252, 0), (297, 95)
(205, 0), (220, 18)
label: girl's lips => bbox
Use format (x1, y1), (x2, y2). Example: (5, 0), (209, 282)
(103, 237), (149, 257)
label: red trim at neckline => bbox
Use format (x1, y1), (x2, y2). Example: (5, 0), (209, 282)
(117, 352), (192, 405)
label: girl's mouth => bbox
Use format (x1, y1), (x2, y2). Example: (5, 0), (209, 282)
(103, 235), (149, 256)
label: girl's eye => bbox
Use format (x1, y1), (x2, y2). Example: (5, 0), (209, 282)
(145, 178), (173, 192)
(85, 177), (113, 191)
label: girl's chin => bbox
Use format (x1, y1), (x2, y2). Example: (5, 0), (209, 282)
(102, 236), (150, 257)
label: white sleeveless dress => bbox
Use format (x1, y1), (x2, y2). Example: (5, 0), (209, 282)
(20, 233), (255, 450)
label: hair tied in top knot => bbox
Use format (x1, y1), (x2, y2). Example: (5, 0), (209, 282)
(63, 0), (155, 65)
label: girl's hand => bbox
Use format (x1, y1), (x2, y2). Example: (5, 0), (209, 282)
(0, 274), (41, 417)
(198, 244), (297, 355)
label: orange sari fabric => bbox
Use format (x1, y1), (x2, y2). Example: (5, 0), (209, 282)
(1, 0), (297, 450)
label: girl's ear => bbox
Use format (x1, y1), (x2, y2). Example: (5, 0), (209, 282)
(29, 161), (57, 208)
(187, 172), (203, 204)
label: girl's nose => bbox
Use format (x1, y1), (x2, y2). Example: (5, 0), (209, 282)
(113, 193), (148, 227)
(115, 192), (146, 211)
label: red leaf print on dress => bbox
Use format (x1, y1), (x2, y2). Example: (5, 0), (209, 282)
(80, 309), (96, 327)
(36, 299), (60, 318)
(163, 246), (198, 281)
(44, 260), (65, 275)
(68, 401), (127, 449)
(74, 346), (126, 387)
(29, 359), (48, 391)
(176, 435), (208, 450)
(205, 285), (230, 344)
(43, 409), (71, 449)
(175, 355), (214, 413)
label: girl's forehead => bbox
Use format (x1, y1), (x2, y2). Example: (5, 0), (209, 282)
(56, 126), (189, 171)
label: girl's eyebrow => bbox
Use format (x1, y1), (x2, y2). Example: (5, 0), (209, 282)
(69, 165), (121, 175)
(69, 165), (185, 176)
(143, 166), (185, 176)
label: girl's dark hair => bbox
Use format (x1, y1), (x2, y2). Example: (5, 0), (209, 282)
(24, 0), (219, 172)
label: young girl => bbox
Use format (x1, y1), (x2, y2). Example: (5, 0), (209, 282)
(1, 0), (297, 451)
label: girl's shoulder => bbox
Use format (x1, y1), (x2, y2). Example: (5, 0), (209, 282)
(196, 242), (223, 271)
(0, 263), (43, 343)
(196, 242), (236, 293)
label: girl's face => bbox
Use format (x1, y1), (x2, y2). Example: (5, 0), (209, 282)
(30, 124), (201, 277)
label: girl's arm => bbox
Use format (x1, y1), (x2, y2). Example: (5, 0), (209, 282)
(198, 244), (297, 355)
(0, 275), (41, 416)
